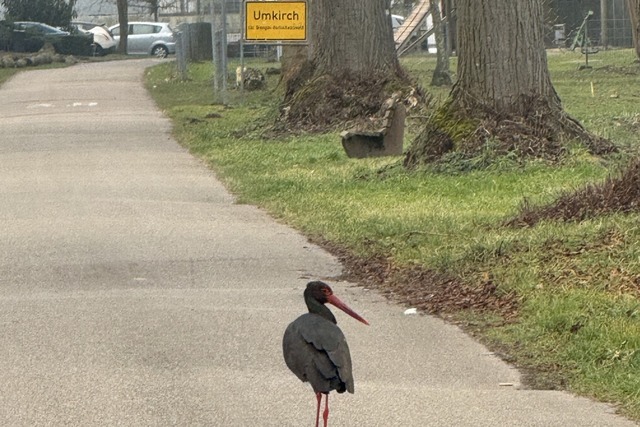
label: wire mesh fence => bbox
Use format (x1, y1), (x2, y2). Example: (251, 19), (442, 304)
(549, 0), (633, 48)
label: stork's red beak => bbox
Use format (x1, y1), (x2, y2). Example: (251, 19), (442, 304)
(327, 294), (369, 325)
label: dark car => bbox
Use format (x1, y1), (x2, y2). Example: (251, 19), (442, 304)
(10, 21), (69, 52)
(14, 21), (70, 38)
(12, 21), (92, 54)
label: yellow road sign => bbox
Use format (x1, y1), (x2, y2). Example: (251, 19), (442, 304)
(245, 1), (307, 41)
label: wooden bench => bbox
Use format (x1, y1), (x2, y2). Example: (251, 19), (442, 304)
(341, 95), (406, 158)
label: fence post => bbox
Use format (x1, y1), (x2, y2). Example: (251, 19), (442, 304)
(176, 29), (188, 81)
(210, 0), (227, 104)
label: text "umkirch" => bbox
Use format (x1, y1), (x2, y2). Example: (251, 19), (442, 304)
(253, 10), (300, 21)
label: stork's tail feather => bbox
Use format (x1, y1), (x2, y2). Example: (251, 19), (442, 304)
(334, 381), (347, 394)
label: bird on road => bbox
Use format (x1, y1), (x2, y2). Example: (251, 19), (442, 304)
(283, 281), (369, 427)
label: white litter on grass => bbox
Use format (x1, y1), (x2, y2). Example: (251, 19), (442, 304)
(404, 308), (418, 315)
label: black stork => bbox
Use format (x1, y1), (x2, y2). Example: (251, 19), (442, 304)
(283, 281), (369, 427)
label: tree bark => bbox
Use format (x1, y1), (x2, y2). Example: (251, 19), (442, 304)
(405, 0), (614, 168)
(279, 0), (407, 132)
(628, 0), (640, 60)
(312, 0), (398, 76)
(451, 0), (558, 116)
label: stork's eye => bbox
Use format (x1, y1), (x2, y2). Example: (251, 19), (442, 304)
(322, 287), (332, 296)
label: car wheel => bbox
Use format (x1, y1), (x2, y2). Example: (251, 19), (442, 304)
(152, 45), (168, 58)
(93, 44), (104, 56)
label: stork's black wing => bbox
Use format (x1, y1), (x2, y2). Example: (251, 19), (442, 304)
(283, 313), (354, 394)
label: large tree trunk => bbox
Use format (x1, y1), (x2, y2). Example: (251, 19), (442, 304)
(279, 0), (406, 132)
(451, 0), (557, 116)
(405, 0), (614, 168)
(312, 0), (398, 75)
(116, 0), (128, 55)
(628, 0), (640, 60)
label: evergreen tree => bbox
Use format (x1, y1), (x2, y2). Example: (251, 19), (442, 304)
(2, 0), (77, 29)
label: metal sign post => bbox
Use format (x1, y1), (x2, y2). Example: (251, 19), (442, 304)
(240, 3), (245, 91)
(210, 0), (229, 104)
(221, 0), (228, 94)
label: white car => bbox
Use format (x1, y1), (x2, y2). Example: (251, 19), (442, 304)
(108, 22), (177, 58)
(70, 22), (117, 55)
(392, 14), (405, 32)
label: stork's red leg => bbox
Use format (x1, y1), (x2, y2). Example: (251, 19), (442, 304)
(322, 393), (329, 427)
(315, 393), (322, 427)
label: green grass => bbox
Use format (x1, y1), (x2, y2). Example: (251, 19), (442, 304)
(146, 50), (640, 420)
(0, 67), (20, 85)
(547, 49), (640, 150)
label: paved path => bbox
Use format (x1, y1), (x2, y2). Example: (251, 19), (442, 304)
(0, 59), (636, 426)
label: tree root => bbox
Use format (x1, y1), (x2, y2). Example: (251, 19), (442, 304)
(506, 158), (640, 227)
(404, 95), (617, 169)
(276, 68), (420, 134)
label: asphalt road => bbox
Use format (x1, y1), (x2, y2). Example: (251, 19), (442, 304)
(0, 59), (636, 426)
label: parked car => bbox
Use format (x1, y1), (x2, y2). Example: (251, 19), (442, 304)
(14, 21), (69, 38)
(391, 15), (405, 32)
(11, 21), (90, 53)
(108, 22), (176, 58)
(70, 22), (117, 55)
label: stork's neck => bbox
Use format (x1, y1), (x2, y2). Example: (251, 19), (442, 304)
(305, 294), (337, 324)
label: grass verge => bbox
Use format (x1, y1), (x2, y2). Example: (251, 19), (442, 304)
(0, 67), (20, 85)
(145, 50), (640, 420)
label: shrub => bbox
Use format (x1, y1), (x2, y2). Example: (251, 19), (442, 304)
(52, 33), (92, 55)
(0, 21), (12, 50)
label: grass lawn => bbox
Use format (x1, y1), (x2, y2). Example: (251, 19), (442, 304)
(145, 49), (640, 420)
(0, 67), (20, 85)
